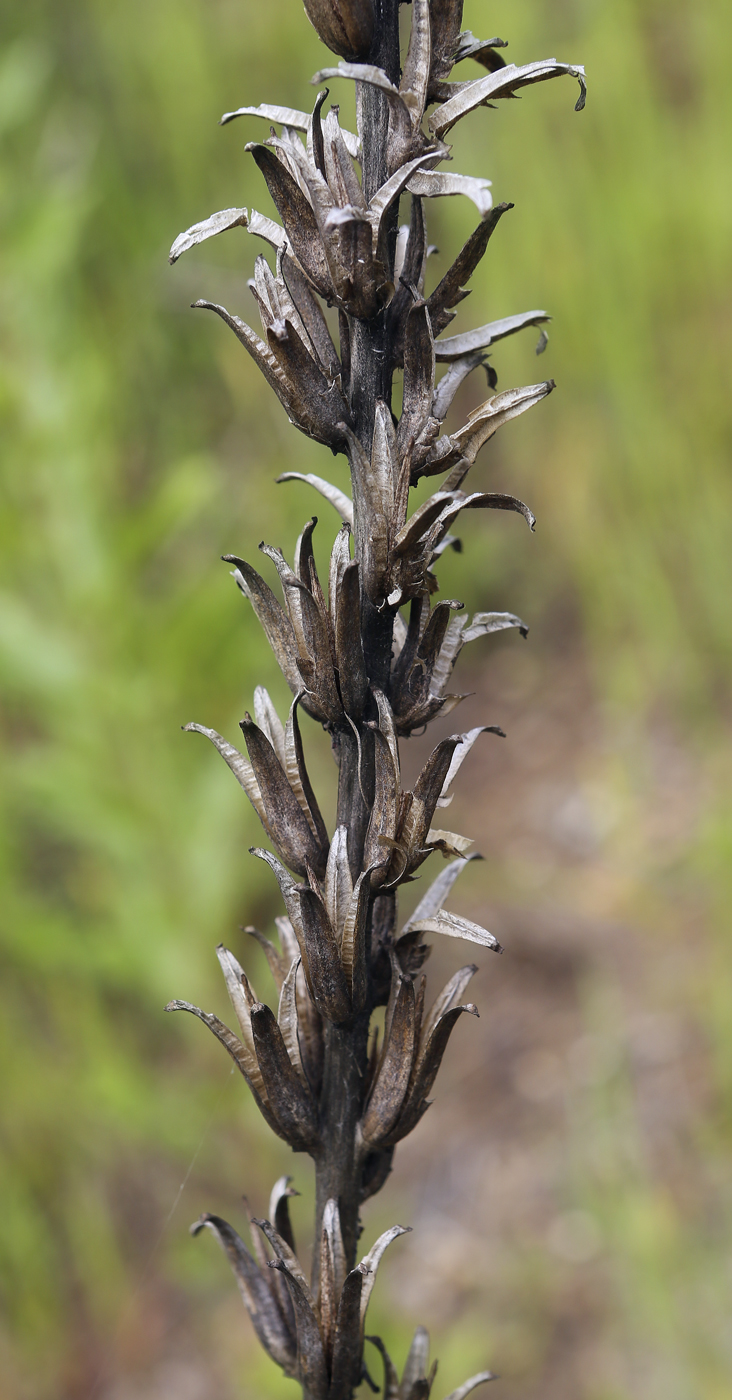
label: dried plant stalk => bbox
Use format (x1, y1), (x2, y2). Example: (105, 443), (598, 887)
(168, 1), (584, 1394)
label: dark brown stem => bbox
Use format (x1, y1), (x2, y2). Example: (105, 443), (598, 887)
(311, 0), (402, 1290)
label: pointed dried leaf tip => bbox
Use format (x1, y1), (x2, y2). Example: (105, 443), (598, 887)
(182, 722), (266, 825)
(401, 1327), (430, 1397)
(278, 472), (354, 526)
(225, 556), (305, 708)
(435, 310), (549, 361)
(164, 1000), (285, 1140)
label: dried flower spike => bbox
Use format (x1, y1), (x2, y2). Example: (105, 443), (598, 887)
(167, 0), (584, 1391)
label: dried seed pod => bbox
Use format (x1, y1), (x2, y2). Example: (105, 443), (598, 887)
(324, 825), (353, 941)
(240, 714), (328, 879)
(298, 886), (353, 1025)
(277, 957), (309, 1090)
(335, 562), (368, 718)
(250, 1001), (321, 1151)
(302, 0), (375, 63)
(361, 966), (416, 1145)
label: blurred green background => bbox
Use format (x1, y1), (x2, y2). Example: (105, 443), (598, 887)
(1, 0), (730, 1397)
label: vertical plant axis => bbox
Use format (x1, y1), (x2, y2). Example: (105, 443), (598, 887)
(167, 1), (584, 1395)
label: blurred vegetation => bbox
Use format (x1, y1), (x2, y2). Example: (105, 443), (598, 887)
(0, 0), (730, 1397)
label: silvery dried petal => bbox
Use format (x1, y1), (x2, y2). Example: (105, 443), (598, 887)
(435, 309), (550, 361)
(298, 886), (353, 1025)
(169, 207), (248, 263)
(429, 58), (587, 138)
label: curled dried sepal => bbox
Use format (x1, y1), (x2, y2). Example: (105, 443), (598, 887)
(422, 380), (555, 475)
(428, 611), (528, 708)
(437, 725), (505, 806)
(169, 207), (248, 263)
(191, 1214), (296, 1373)
(435, 310), (550, 362)
(429, 58), (587, 138)
(278, 472), (354, 526)
(220, 103), (359, 159)
(255, 1216), (314, 1305)
(357, 1225), (411, 1329)
(384, 1002), (479, 1146)
(406, 170), (493, 218)
(426, 202), (512, 338)
(226, 556), (305, 707)
(216, 943), (258, 1057)
(453, 33), (508, 72)
(182, 722), (266, 825)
